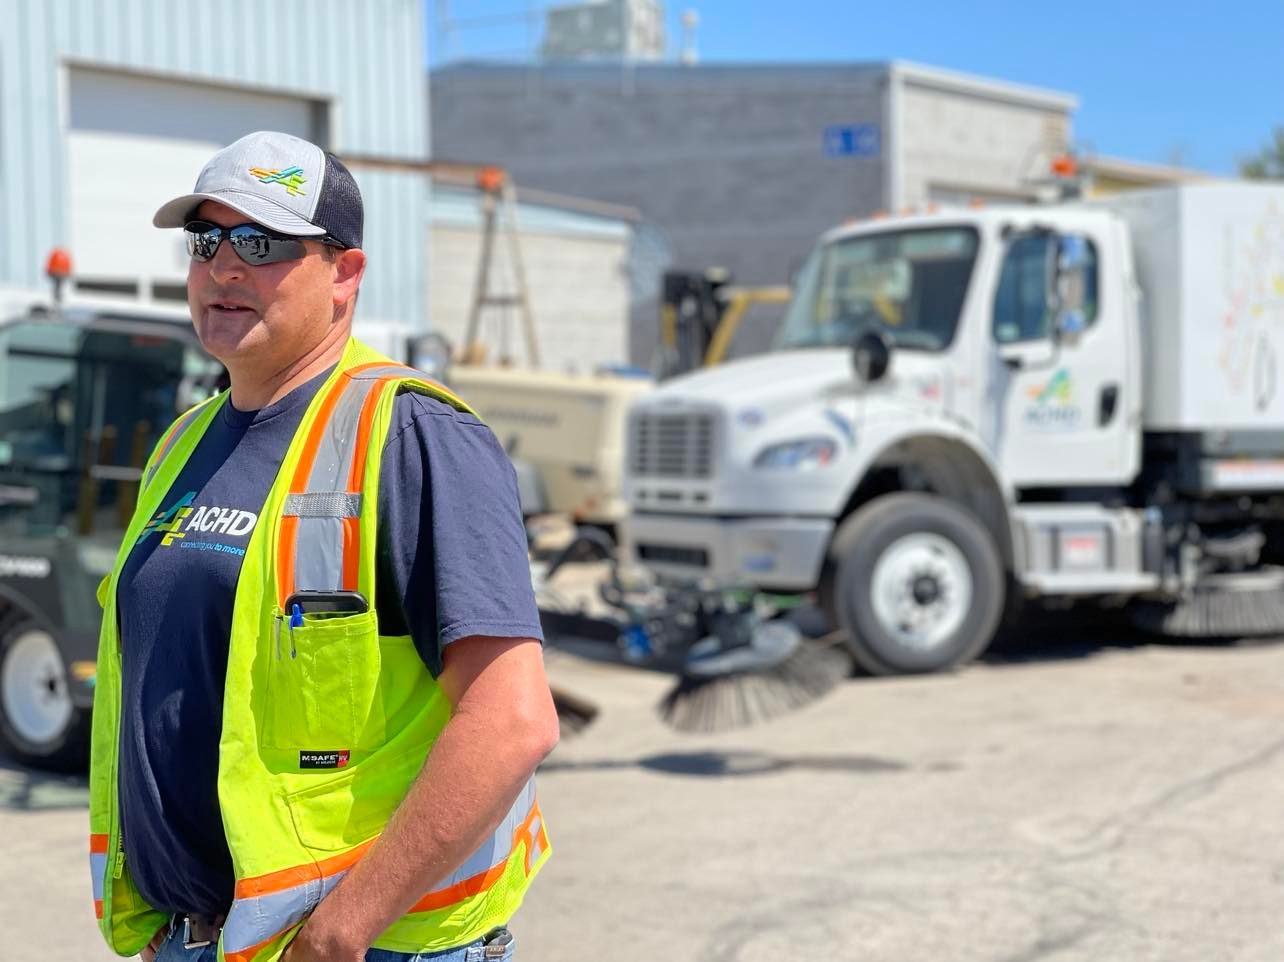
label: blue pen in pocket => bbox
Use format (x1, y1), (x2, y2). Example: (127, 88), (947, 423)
(289, 603), (303, 658)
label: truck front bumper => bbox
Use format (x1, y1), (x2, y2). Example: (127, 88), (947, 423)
(622, 513), (834, 591)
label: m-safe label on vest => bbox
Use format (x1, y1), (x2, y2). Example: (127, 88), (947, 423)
(300, 750), (350, 769)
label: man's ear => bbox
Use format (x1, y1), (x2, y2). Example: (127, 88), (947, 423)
(333, 248), (367, 308)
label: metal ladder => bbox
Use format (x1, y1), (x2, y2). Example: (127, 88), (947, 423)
(462, 166), (540, 368)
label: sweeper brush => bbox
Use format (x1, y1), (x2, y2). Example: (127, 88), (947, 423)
(1128, 568), (1284, 638)
(658, 627), (850, 733)
(535, 530), (850, 733)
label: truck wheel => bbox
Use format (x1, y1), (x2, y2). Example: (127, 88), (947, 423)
(0, 615), (89, 772)
(827, 493), (1005, 675)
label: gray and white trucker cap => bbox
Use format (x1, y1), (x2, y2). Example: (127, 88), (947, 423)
(153, 130), (363, 249)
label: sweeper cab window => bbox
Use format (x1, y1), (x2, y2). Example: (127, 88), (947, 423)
(0, 317), (222, 539)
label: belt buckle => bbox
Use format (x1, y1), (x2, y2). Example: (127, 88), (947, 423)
(182, 915), (212, 950)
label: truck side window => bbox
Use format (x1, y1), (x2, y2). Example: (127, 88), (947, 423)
(993, 234), (1098, 344)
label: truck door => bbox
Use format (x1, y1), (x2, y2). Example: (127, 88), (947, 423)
(989, 227), (1135, 487)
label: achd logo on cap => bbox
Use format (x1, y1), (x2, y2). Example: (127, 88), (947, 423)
(248, 165), (307, 197)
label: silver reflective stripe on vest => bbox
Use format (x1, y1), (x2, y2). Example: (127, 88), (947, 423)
(349, 365), (420, 383)
(221, 785), (541, 956)
(282, 492), (362, 518)
(437, 778), (537, 889)
(90, 852), (107, 903)
(285, 366), (417, 595)
(306, 366), (417, 493)
(221, 870), (346, 956)
(294, 517), (343, 592)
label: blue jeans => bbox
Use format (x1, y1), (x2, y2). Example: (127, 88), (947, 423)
(152, 922), (515, 962)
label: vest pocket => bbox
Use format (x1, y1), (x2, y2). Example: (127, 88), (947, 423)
(284, 744), (427, 852)
(262, 609), (384, 756)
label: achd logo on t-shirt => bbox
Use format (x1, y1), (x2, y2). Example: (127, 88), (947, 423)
(139, 491), (259, 554)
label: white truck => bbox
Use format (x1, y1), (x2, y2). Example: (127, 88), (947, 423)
(621, 184), (1284, 674)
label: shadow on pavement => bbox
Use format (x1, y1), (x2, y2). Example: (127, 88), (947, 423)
(0, 754), (89, 812)
(978, 604), (1276, 668)
(543, 749), (916, 778)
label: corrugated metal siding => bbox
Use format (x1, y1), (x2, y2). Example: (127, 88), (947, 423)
(0, 0), (429, 330)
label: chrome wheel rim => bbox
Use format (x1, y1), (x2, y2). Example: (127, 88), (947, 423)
(1, 628), (72, 747)
(870, 533), (972, 651)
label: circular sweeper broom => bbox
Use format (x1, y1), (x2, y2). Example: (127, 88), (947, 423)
(534, 529), (851, 734)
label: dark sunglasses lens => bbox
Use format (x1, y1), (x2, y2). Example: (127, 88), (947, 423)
(184, 223), (223, 262)
(228, 225), (307, 265)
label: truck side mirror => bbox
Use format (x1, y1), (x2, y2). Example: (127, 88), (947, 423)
(1052, 234), (1090, 347)
(853, 330), (892, 383)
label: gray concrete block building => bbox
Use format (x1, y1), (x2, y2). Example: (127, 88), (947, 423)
(431, 60), (1077, 360)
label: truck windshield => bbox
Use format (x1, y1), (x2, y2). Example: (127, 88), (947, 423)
(776, 226), (979, 352)
(0, 319), (221, 539)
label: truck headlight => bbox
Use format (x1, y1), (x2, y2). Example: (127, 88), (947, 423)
(753, 437), (837, 471)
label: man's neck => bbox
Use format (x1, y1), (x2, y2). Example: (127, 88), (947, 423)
(226, 326), (349, 411)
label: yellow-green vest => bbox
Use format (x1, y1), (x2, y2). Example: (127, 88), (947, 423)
(88, 339), (550, 962)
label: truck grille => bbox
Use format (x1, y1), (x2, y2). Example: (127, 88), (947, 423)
(637, 543), (709, 567)
(630, 412), (716, 479)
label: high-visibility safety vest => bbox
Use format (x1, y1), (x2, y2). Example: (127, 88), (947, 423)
(88, 339), (550, 962)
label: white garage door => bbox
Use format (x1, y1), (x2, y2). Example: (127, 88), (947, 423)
(68, 67), (323, 300)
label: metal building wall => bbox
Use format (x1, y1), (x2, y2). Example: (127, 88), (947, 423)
(0, 0), (429, 330)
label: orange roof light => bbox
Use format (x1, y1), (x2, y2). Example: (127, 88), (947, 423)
(1051, 154), (1078, 178)
(45, 247), (72, 280)
(476, 166), (506, 193)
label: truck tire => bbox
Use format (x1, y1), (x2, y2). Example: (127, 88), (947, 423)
(826, 493), (1005, 675)
(0, 614), (90, 772)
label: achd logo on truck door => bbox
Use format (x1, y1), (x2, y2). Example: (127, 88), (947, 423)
(1024, 369), (1082, 430)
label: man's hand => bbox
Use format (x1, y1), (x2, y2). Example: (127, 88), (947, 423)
(281, 920), (366, 962)
(293, 636), (557, 953)
(139, 924), (166, 962)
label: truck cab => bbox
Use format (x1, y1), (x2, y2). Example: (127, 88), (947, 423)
(623, 187), (1284, 674)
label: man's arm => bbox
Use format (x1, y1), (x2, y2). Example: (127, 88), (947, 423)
(284, 635), (559, 962)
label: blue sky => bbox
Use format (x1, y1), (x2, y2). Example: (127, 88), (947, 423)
(429, 0), (1283, 175)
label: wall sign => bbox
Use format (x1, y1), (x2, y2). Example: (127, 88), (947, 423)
(823, 124), (881, 158)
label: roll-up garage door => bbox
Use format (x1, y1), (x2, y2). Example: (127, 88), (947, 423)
(67, 67), (324, 300)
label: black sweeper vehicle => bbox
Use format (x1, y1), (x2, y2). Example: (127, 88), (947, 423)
(0, 289), (222, 769)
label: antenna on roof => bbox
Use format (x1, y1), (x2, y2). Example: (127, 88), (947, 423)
(679, 9), (699, 65)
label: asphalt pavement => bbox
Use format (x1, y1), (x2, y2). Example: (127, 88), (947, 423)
(5, 615), (1284, 961)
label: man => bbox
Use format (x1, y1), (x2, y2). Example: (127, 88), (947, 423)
(87, 131), (557, 962)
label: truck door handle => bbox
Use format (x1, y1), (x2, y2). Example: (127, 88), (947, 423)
(1099, 384), (1119, 427)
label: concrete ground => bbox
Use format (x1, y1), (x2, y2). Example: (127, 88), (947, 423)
(5, 615), (1284, 961)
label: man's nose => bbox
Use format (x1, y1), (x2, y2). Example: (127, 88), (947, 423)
(206, 239), (247, 282)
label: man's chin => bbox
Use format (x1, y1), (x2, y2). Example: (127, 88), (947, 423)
(196, 311), (265, 361)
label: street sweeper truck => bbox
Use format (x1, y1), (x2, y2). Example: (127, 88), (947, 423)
(620, 183), (1284, 675)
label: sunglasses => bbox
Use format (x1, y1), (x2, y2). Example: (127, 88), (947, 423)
(183, 220), (345, 266)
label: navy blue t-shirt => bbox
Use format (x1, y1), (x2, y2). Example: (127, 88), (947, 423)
(115, 367), (542, 917)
